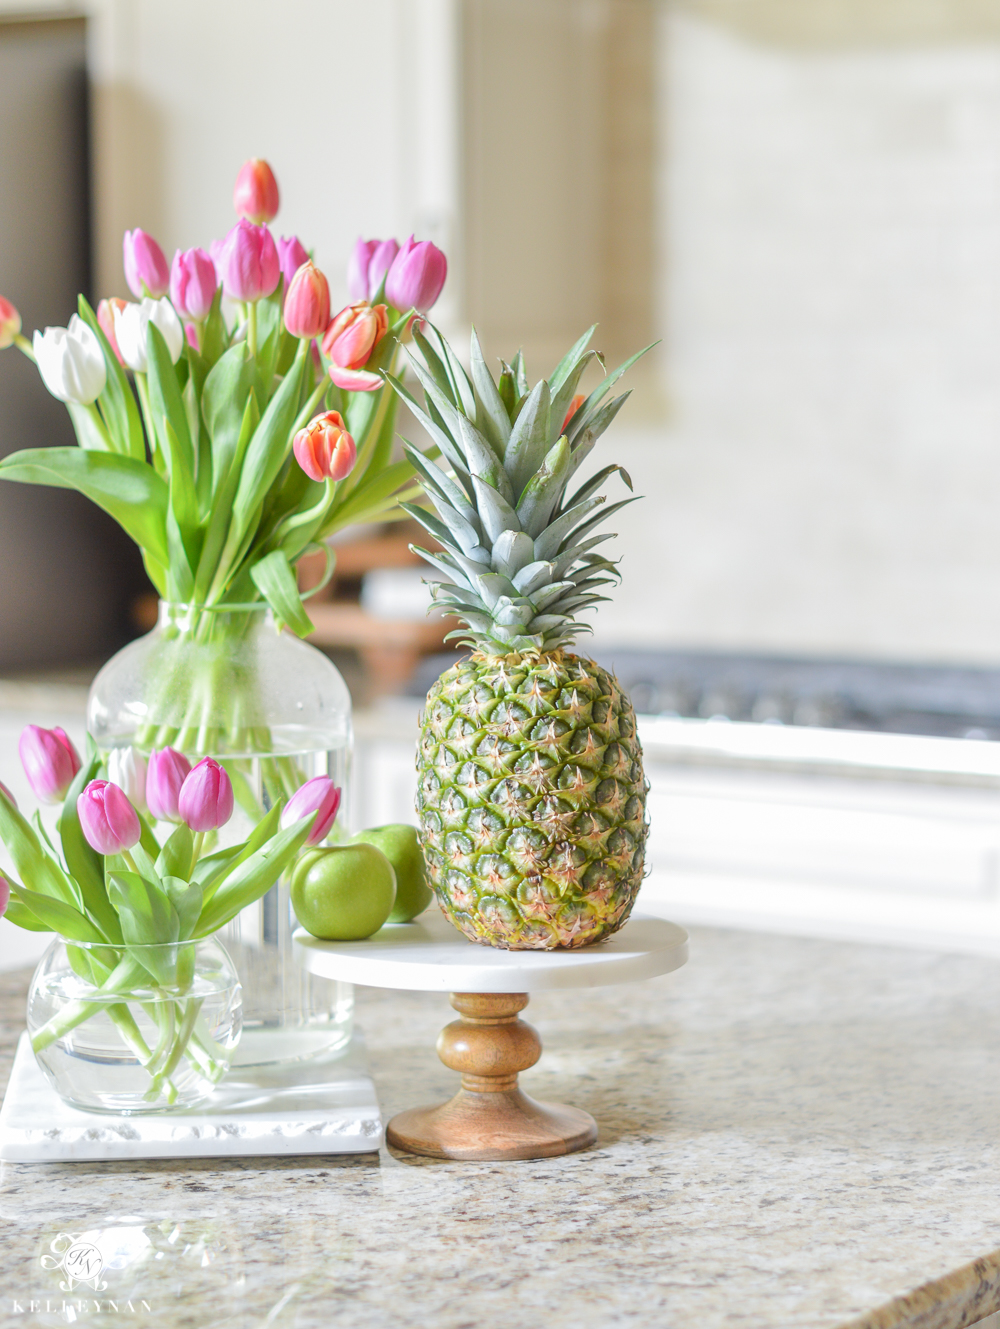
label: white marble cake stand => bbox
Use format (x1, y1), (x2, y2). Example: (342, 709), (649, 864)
(294, 910), (688, 1161)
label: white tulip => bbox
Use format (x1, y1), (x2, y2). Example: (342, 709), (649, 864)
(107, 746), (148, 814)
(32, 315), (106, 405)
(113, 297), (184, 373)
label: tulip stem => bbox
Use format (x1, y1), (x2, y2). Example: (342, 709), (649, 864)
(247, 301), (258, 359)
(13, 334), (35, 360)
(192, 831), (205, 866)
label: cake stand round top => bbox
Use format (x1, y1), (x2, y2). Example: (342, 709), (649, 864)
(293, 910), (688, 993)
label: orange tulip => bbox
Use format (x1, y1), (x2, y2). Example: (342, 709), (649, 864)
(321, 301), (388, 392)
(293, 411), (357, 482)
(233, 158), (280, 225)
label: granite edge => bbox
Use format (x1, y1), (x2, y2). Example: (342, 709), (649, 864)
(836, 1250), (1000, 1329)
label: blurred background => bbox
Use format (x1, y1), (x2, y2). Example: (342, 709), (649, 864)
(8, 0), (1000, 955)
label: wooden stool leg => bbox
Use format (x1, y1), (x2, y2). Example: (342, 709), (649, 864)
(385, 993), (598, 1161)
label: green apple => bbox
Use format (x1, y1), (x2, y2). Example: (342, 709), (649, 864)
(290, 843), (396, 940)
(351, 824), (432, 923)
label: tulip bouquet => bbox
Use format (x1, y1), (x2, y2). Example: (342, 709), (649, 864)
(0, 158), (447, 755)
(0, 723), (342, 1107)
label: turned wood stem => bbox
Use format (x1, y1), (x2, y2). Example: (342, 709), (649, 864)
(385, 990), (598, 1161)
(437, 994), (540, 1093)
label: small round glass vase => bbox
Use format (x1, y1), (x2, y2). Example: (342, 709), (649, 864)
(86, 600), (355, 1068)
(27, 936), (242, 1114)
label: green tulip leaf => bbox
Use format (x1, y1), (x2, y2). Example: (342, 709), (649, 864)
(155, 824), (194, 882)
(250, 549), (314, 638)
(161, 875), (203, 942)
(0, 449), (170, 567)
(8, 883), (105, 943)
(193, 813), (312, 937)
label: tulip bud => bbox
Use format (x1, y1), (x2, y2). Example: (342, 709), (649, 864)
(178, 758), (234, 832)
(32, 317), (107, 405)
(19, 725), (81, 805)
(113, 297), (185, 373)
(280, 777), (342, 847)
(97, 298), (128, 367)
(283, 261), (330, 340)
(0, 295), (21, 349)
(385, 236), (447, 313)
(561, 394), (586, 435)
(123, 228), (170, 300)
(107, 747), (148, 815)
(321, 301), (388, 393)
(0, 779), (17, 809)
(277, 235), (310, 288)
(233, 158), (280, 225)
(170, 247), (217, 321)
(78, 780), (141, 856)
(0, 875), (9, 918)
(218, 219), (280, 303)
(293, 411), (357, 483)
(146, 748), (192, 823)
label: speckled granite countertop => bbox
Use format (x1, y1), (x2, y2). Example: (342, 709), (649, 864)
(0, 924), (998, 1328)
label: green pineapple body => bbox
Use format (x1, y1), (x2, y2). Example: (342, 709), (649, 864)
(417, 651), (648, 950)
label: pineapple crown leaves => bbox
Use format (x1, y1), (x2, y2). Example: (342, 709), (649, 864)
(383, 322), (650, 656)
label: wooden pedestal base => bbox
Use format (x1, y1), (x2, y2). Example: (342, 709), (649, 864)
(385, 993), (598, 1162)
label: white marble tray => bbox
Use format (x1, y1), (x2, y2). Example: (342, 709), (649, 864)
(0, 1029), (383, 1162)
(295, 910), (689, 992)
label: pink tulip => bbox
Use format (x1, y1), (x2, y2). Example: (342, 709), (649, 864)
(217, 220), (280, 303)
(283, 261), (330, 340)
(280, 777), (342, 846)
(145, 748), (192, 823)
(277, 235), (309, 288)
(0, 295), (21, 350)
(346, 239), (377, 302)
(233, 158), (280, 225)
(0, 779), (16, 809)
(123, 229), (169, 299)
(77, 780), (141, 856)
(347, 237), (399, 302)
(96, 298), (128, 366)
(321, 301), (388, 392)
(185, 322), (200, 351)
(293, 412), (357, 483)
(19, 725), (81, 805)
(170, 247), (217, 321)
(385, 236), (447, 313)
(0, 876), (9, 917)
(178, 758), (234, 832)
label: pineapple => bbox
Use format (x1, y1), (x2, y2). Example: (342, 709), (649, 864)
(387, 324), (649, 950)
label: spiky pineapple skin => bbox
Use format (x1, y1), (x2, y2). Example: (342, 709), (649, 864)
(416, 651), (648, 950)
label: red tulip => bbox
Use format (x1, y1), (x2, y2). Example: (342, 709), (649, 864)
(280, 777), (342, 846)
(561, 394), (586, 434)
(97, 298), (128, 366)
(293, 411), (357, 482)
(0, 296), (21, 349)
(283, 261), (330, 339)
(19, 725), (81, 804)
(77, 780), (141, 856)
(123, 228), (169, 299)
(385, 236), (447, 313)
(233, 158), (280, 225)
(217, 220), (280, 302)
(322, 301), (388, 392)
(178, 758), (234, 832)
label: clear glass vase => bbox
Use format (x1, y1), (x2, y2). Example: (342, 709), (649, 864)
(86, 601), (355, 1068)
(27, 936), (242, 1114)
